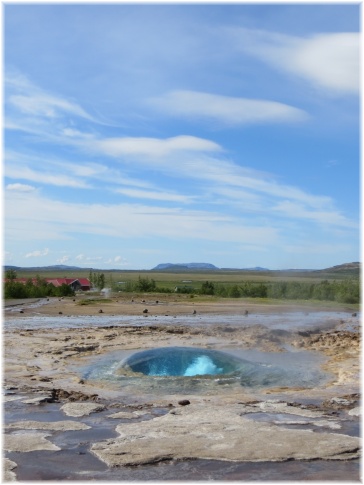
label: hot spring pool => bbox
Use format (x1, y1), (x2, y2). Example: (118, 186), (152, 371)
(81, 346), (331, 395)
(120, 347), (242, 377)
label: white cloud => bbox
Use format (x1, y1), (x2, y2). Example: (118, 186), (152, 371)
(25, 248), (50, 258)
(62, 128), (95, 139)
(91, 135), (222, 158)
(5, 163), (91, 189)
(230, 29), (359, 95)
(57, 255), (70, 264)
(116, 188), (195, 203)
(6, 72), (95, 121)
(113, 256), (130, 265)
(6, 183), (36, 192)
(5, 150), (155, 192)
(289, 33), (359, 94)
(272, 200), (357, 229)
(164, 154), (334, 211)
(5, 190), (279, 246)
(149, 90), (308, 125)
(9, 94), (92, 120)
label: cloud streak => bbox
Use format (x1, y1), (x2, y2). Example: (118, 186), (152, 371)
(148, 90), (308, 126)
(229, 28), (359, 95)
(90, 135), (222, 158)
(5, 190), (279, 246)
(6, 71), (95, 121)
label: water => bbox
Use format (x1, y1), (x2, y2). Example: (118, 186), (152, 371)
(120, 347), (238, 377)
(184, 355), (223, 376)
(82, 346), (330, 394)
(4, 310), (358, 331)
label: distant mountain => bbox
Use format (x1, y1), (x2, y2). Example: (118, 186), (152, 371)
(220, 266), (270, 271)
(316, 262), (360, 275)
(152, 262), (219, 271)
(4, 264), (86, 272)
(242, 266), (270, 271)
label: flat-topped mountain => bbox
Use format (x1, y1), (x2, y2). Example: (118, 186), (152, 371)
(152, 263), (218, 271)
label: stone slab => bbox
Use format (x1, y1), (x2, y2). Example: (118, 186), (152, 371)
(3, 458), (17, 481)
(61, 402), (105, 417)
(91, 404), (360, 466)
(4, 432), (60, 452)
(5, 420), (91, 431)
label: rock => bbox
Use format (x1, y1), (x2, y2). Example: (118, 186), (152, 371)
(61, 402), (105, 417)
(4, 395), (23, 402)
(91, 404), (360, 466)
(22, 395), (53, 405)
(107, 411), (140, 419)
(348, 407), (360, 417)
(143, 309), (148, 314)
(5, 420), (91, 431)
(4, 432), (60, 452)
(178, 399), (191, 406)
(238, 401), (341, 422)
(3, 458), (17, 481)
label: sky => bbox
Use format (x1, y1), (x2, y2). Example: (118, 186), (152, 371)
(3, 2), (360, 270)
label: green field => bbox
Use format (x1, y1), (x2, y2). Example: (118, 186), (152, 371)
(11, 267), (359, 283)
(5, 265), (359, 304)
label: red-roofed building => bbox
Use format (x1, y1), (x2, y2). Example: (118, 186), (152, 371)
(5, 277), (91, 291)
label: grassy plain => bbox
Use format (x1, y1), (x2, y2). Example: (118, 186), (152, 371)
(14, 267), (358, 286)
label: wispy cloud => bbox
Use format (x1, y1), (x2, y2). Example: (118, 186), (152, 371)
(5, 150), (157, 192)
(6, 183), (36, 192)
(272, 200), (357, 229)
(148, 90), (308, 126)
(115, 188), (196, 203)
(90, 135), (222, 158)
(57, 255), (70, 264)
(25, 248), (50, 258)
(5, 189), (278, 246)
(5, 163), (91, 189)
(6, 71), (95, 121)
(229, 29), (359, 95)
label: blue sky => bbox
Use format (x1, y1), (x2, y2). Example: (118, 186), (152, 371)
(3, 3), (360, 270)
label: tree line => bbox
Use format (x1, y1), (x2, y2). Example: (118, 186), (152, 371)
(4, 272), (75, 299)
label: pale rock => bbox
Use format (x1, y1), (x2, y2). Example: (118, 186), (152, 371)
(5, 420), (91, 431)
(3, 458), (17, 481)
(91, 404), (360, 466)
(4, 432), (60, 452)
(61, 402), (105, 417)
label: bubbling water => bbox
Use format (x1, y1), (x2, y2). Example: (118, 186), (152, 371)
(184, 356), (223, 376)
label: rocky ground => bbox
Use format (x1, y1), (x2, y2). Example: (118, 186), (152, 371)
(3, 296), (361, 480)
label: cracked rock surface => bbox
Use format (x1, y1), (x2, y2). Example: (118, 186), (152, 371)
(4, 432), (61, 452)
(91, 403), (360, 466)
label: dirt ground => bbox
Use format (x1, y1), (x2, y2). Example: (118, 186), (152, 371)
(3, 296), (361, 480)
(4, 295), (360, 401)
(4, 293), (357, 317)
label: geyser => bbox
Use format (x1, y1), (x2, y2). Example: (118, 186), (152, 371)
(83, 346), (329, 393)
(119, 347), (243, 377)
